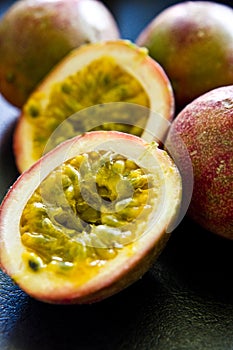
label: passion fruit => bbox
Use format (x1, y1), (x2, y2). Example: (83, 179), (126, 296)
(0, 0), (120, 107)
(14, 40), (174, 173)
(166, 85), (233, 240)
(0, 130), (182, 303)
(136, 1), (233, 111)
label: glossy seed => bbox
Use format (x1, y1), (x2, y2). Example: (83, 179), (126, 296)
(20, 150), (156, 271)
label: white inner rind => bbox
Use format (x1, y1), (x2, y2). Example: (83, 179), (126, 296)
(1, 131), (181, 302)
(14, 40), (174, 173)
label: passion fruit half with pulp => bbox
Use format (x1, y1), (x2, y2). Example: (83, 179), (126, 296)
(0, 131), (182, 304)
(14, 40), (174, 173)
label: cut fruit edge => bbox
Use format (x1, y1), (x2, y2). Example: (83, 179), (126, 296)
(13, 40), (175, 173)
(0, 131), (182, 303)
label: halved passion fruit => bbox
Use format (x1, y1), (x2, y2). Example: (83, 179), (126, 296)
(14, 40), (174, 173)
(0, 131), (181, 304)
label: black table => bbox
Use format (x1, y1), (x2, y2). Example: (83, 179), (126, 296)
(0, 1), (233, 349)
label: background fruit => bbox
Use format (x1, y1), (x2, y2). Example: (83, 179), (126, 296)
(0, 131), (182, 303)
(166, 85), (233, 239)
(0, 0), (120, 107)
(136, 1), (233, 111)
(14, 40), (174, 173)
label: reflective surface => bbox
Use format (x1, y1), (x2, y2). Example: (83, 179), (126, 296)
(0, 1), (233, 350)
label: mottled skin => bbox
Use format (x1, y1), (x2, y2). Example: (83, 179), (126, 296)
(169, 86), (233, 239)
(137, 1), (233, 112)
(0, 0), (119, 107)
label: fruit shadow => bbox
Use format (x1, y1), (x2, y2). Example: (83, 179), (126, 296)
(5, 273), (169, 350)
(2, 217), (233, 350)
(5, 238), (233, 350)
(160, 216), (233, 303)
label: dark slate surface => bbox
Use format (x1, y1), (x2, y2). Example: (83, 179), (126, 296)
(0, 1), (233, 349)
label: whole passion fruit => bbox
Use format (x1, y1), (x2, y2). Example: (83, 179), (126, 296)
(0, 0), (120, 107)
(0, 131), (182, 303)
(166, 85), (233, 240)
(137, 1), (233, 111)
(14, 40), (174, 173)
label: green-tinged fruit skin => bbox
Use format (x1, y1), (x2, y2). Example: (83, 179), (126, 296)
(167, 86), (233, 239)
(0, 0), (119, 107)
(137, 1), (233, 111)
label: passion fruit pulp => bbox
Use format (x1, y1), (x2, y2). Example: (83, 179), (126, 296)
(0, 131), (182, 304)
(0, 0), (120, 107)
(14, 40), (174, 173)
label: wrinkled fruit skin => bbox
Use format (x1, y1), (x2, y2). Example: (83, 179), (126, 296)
(0, 0), (119, 107)
(137, 1), (233, 112)
(168, 86), (233, 239)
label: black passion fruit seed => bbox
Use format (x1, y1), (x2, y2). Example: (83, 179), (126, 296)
(20, 150), (158, 274)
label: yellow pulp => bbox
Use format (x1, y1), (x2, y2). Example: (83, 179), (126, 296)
(20, 150), (158, 279)
(24, 56), (150, 159)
